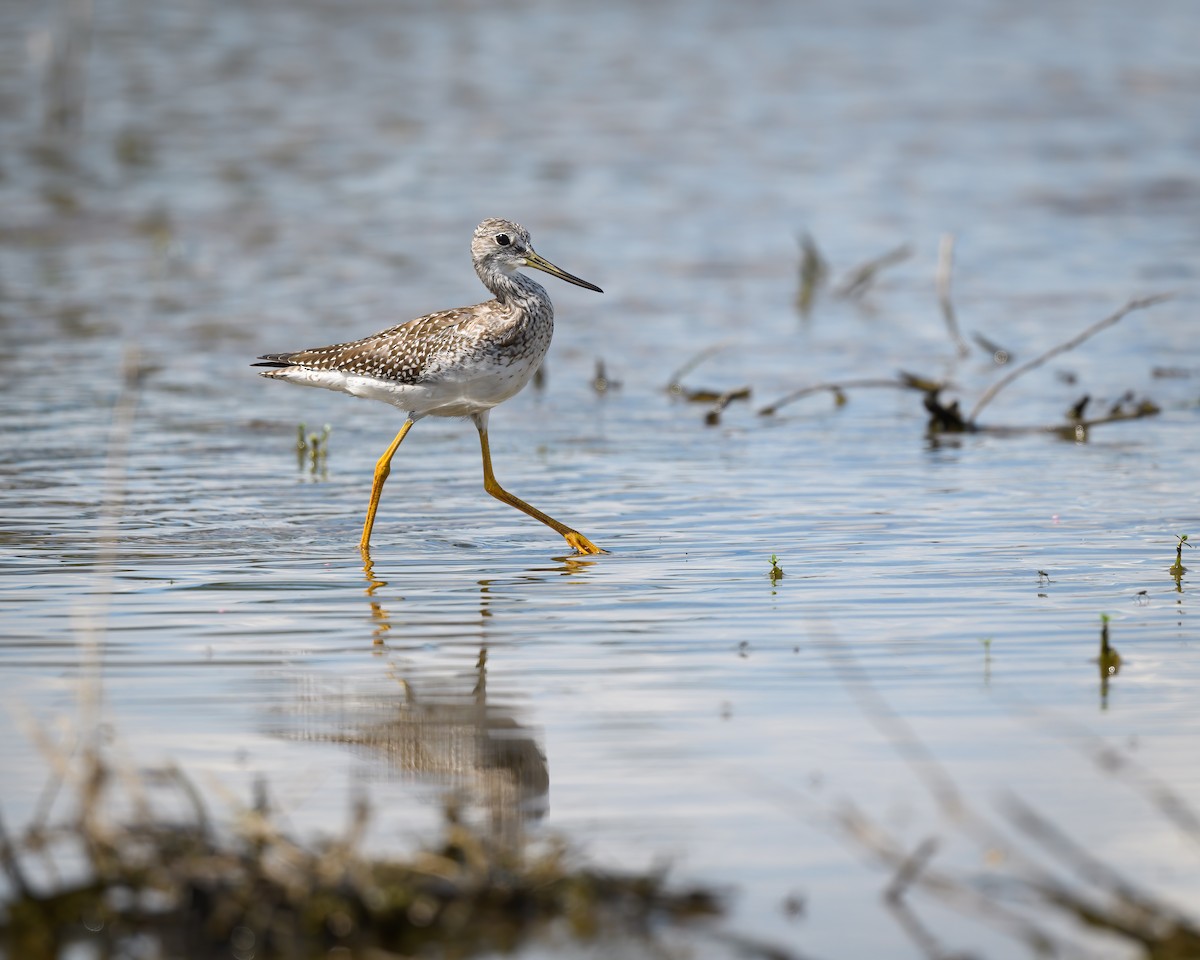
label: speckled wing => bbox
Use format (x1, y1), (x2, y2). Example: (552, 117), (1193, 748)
(254, 304), (487, 385)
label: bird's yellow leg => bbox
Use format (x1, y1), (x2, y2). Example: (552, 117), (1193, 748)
(360, 419), (415, 554)
(475, 418), (604, 555)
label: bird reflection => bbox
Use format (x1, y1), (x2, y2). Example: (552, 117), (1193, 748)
(375, 646), (549, 837)
(261, 551), (553, 839)
(287, 546), (601, 838)
(274, 645), (548, 842)
(362, 551), (392, 646)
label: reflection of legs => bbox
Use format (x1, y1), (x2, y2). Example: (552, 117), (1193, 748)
(472, 412), (603, 555)
(360, 419), (415, 553)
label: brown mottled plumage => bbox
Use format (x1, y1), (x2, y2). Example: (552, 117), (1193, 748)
(253, 218), (605, 556)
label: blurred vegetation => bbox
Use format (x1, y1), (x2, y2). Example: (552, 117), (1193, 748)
(0, 742), (724, 960)
(296, 422), (331, 478)
(681, 229), (1174, 434)
(822, 633), (1200, 960)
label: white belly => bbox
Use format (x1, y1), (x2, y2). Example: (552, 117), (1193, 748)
(268, 364), (535, 418)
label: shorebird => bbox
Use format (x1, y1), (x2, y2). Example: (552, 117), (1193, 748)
(254, 218), (604, 555)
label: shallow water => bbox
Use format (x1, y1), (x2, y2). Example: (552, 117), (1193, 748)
(2, 0), (1200, 956)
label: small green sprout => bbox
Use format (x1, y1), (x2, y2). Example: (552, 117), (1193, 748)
(295, 423), (332, 476)
(1098, 613), (1121, 676)
(768, 554), (784, 582)
(1170, 533), (1191, 576)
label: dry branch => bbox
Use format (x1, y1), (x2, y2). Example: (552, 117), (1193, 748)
(936, 233), (970, 358)
(757, 378), (926, 417)
(834, 243), (914, 300)
(667, 340), (730, 395)
(967, 295), (1171, 424)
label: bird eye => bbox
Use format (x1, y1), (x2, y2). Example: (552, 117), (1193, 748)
(495, 234), (511, 247)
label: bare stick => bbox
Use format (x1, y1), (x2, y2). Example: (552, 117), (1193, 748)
(757, 377), (924, 417)
(967, 295), (1172, 424)
(834, 243), (913, 300)
(79, 349), (146, 735)
(936, 234), (970, 358)
(666, 340), (730, 394)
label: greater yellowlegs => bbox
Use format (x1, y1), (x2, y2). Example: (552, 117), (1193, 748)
(254, 218), (604, 556)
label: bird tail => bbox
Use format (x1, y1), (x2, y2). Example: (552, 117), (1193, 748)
(252, 353), (298, 368)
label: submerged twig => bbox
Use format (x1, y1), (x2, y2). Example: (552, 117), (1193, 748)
(967, 294), (1171, 424)
(935, 234), (970, 358)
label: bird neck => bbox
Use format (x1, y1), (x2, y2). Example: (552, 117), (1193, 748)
(479, 265), (550, 308)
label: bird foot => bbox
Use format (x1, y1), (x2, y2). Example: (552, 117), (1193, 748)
(564, 530), (606, 555)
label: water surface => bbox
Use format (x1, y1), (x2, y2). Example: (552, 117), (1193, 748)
(2, 0), (1199, 956)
